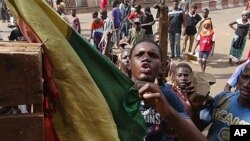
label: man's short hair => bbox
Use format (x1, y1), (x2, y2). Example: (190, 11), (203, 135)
(203, 8), (210, 13)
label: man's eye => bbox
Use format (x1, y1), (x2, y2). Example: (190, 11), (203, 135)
(149, 52), (160, 58)
(135, 52), (144, 57)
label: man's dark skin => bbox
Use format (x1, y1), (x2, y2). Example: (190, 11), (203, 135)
(129, 40), (207, 141)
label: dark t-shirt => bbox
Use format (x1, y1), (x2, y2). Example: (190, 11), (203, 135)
(141, 13), (154, 35)
(168, 8), (184, 33)
(235, 18), (250, 37)
(186, 13), (202, 35)
(140, 84), (189, 141)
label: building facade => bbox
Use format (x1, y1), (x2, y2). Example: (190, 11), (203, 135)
(63, 0), (157, 8)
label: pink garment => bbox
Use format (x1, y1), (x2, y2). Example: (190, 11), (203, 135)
(100, 0), (108, 9)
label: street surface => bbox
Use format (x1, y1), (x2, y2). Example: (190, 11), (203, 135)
(0, 6), (248, 97)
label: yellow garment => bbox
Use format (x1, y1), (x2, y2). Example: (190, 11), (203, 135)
(6, 0), (120, 141)
(199, 18), (214, 37)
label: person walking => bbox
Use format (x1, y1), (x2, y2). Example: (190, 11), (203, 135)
(228, 10), (250, 65)
(112, 0), (122, 46)
(89, 11), (104, 51)
(193, 19), (215, 73)
(141, 7), (155, 40)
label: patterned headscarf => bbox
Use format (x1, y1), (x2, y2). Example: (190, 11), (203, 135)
(199, 18), (214, 37)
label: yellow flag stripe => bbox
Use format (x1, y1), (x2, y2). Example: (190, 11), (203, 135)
(6, 0), (120, 140)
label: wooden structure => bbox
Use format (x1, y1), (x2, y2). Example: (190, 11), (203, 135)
(0, 42), (44, 141)
(158, 0), (169, 82)
(159, 0), (168, 63)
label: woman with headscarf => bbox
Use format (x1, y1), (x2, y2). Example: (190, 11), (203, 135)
(193, 18), (215, 73)
(228, 10), (250, 65)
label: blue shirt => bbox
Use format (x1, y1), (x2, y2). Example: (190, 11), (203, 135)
(140, 84), (189, 141)
(200, 91), (250, 141)
(112, 7), (122, 29)
(227, 59), (250, 87)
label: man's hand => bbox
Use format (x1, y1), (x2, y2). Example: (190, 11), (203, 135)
(135, 82), (170, 116)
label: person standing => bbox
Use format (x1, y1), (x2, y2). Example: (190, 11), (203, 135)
(100, 0), (108, 10)
(182, 5), (201, 53)
(56, 4), (70, 23)
(99, 10), (116, 57)
(127, 18), (145, 46)
(71, 9), (81, 34)
(141, 7), (155, 40)
(112, 0), (122, 46)
(153, 0), (167, 32)
(1, 0), (9, 23)
(228, 11), (250, 65)
(168, 0), (187, 61)
(120, 0), (131, 37)
(179, 0), (189, 13)
(127, 5), (144, 26)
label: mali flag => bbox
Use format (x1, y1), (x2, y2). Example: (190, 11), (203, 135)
(5, 0), (146, 141)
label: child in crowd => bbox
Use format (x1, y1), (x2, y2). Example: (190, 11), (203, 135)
(193, 19), (215, 73)
(127, 18), (145, 46)
(118, 47), (131, 77)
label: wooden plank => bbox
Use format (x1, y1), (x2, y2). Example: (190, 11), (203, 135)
(0, 42), (41, 48)
(0, 48), (43, 97)
(186, 53), (198, 62)
(0, 114), (44, 141)
(0, 93), (43, 106)
(0, 47), (41, 52)
(32, 104), (44, 113)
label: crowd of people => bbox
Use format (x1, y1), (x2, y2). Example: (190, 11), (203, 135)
(0, 0), (250, 141)
(83, 0), (250, 141)
(85, 0), (250, 74)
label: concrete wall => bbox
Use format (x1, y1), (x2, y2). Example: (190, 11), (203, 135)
(65, 0), (158, 8)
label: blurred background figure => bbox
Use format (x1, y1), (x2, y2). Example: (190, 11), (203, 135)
(182, 5), (201, 53)
(71, 9), (81, 34)
(228, 10), (250, 65)
(1, 0), (10, 23)
(89, 11), (104, 51)
(141, 7), (155, 40)
(100, 0), (108, 10)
